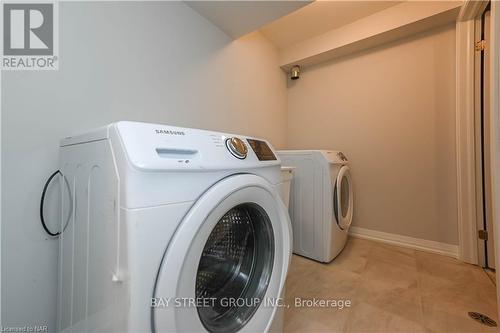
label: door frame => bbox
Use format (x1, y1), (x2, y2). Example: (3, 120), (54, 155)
(475, 9), (495, 269)
(489, 0), (500, 318)
(455, 0), (489, 264)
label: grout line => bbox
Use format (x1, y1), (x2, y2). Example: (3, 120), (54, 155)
(412, 249), (426, 329)
(482, 267), (497, 286)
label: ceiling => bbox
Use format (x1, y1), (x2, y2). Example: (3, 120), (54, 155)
(260, 1), (402, 49)
(185, 1), (312, 39)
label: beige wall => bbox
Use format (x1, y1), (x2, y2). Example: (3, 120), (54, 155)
(286, 24), (458, 245)
(1, 2), (286, 329)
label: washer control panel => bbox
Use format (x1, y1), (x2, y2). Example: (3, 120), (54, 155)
(226, 137), (248, 159)
(113, 121), (280, 171)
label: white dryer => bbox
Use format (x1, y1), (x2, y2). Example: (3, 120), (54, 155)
(57, 121), (292, 332)
(277, 150), (353, 263)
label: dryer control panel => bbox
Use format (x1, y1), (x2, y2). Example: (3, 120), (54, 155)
(322, 151), (348, 165)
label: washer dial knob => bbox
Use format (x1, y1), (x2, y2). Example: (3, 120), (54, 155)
(226, 137), (248, 159)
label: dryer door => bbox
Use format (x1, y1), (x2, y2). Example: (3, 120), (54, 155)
(334, 166), (353, 230)
(153, 174), (292, 333)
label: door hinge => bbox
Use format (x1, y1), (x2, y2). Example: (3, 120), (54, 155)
(479, 229), (489, 241)
(476, 40), (487, 51)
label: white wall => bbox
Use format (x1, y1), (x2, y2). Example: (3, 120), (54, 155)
(1, 2), (286, 329)
(286, 24), (458, 245)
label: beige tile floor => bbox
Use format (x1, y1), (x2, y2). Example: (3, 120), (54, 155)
(284, 238), (498, 333)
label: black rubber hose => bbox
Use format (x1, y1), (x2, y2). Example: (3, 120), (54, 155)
(39, 170), (62, 237)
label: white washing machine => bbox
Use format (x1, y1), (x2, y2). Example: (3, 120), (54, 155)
(277, 150), (353, 263)
(279, 167), (294, 209)
(57, 121), (292, 332)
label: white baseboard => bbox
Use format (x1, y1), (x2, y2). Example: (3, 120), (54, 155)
(349, 226), (459, 259)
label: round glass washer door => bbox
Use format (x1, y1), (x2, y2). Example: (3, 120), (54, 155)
(152, 174), (291, 333)
(334, 166), (353, 230)
(196, 203), (274, 333)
